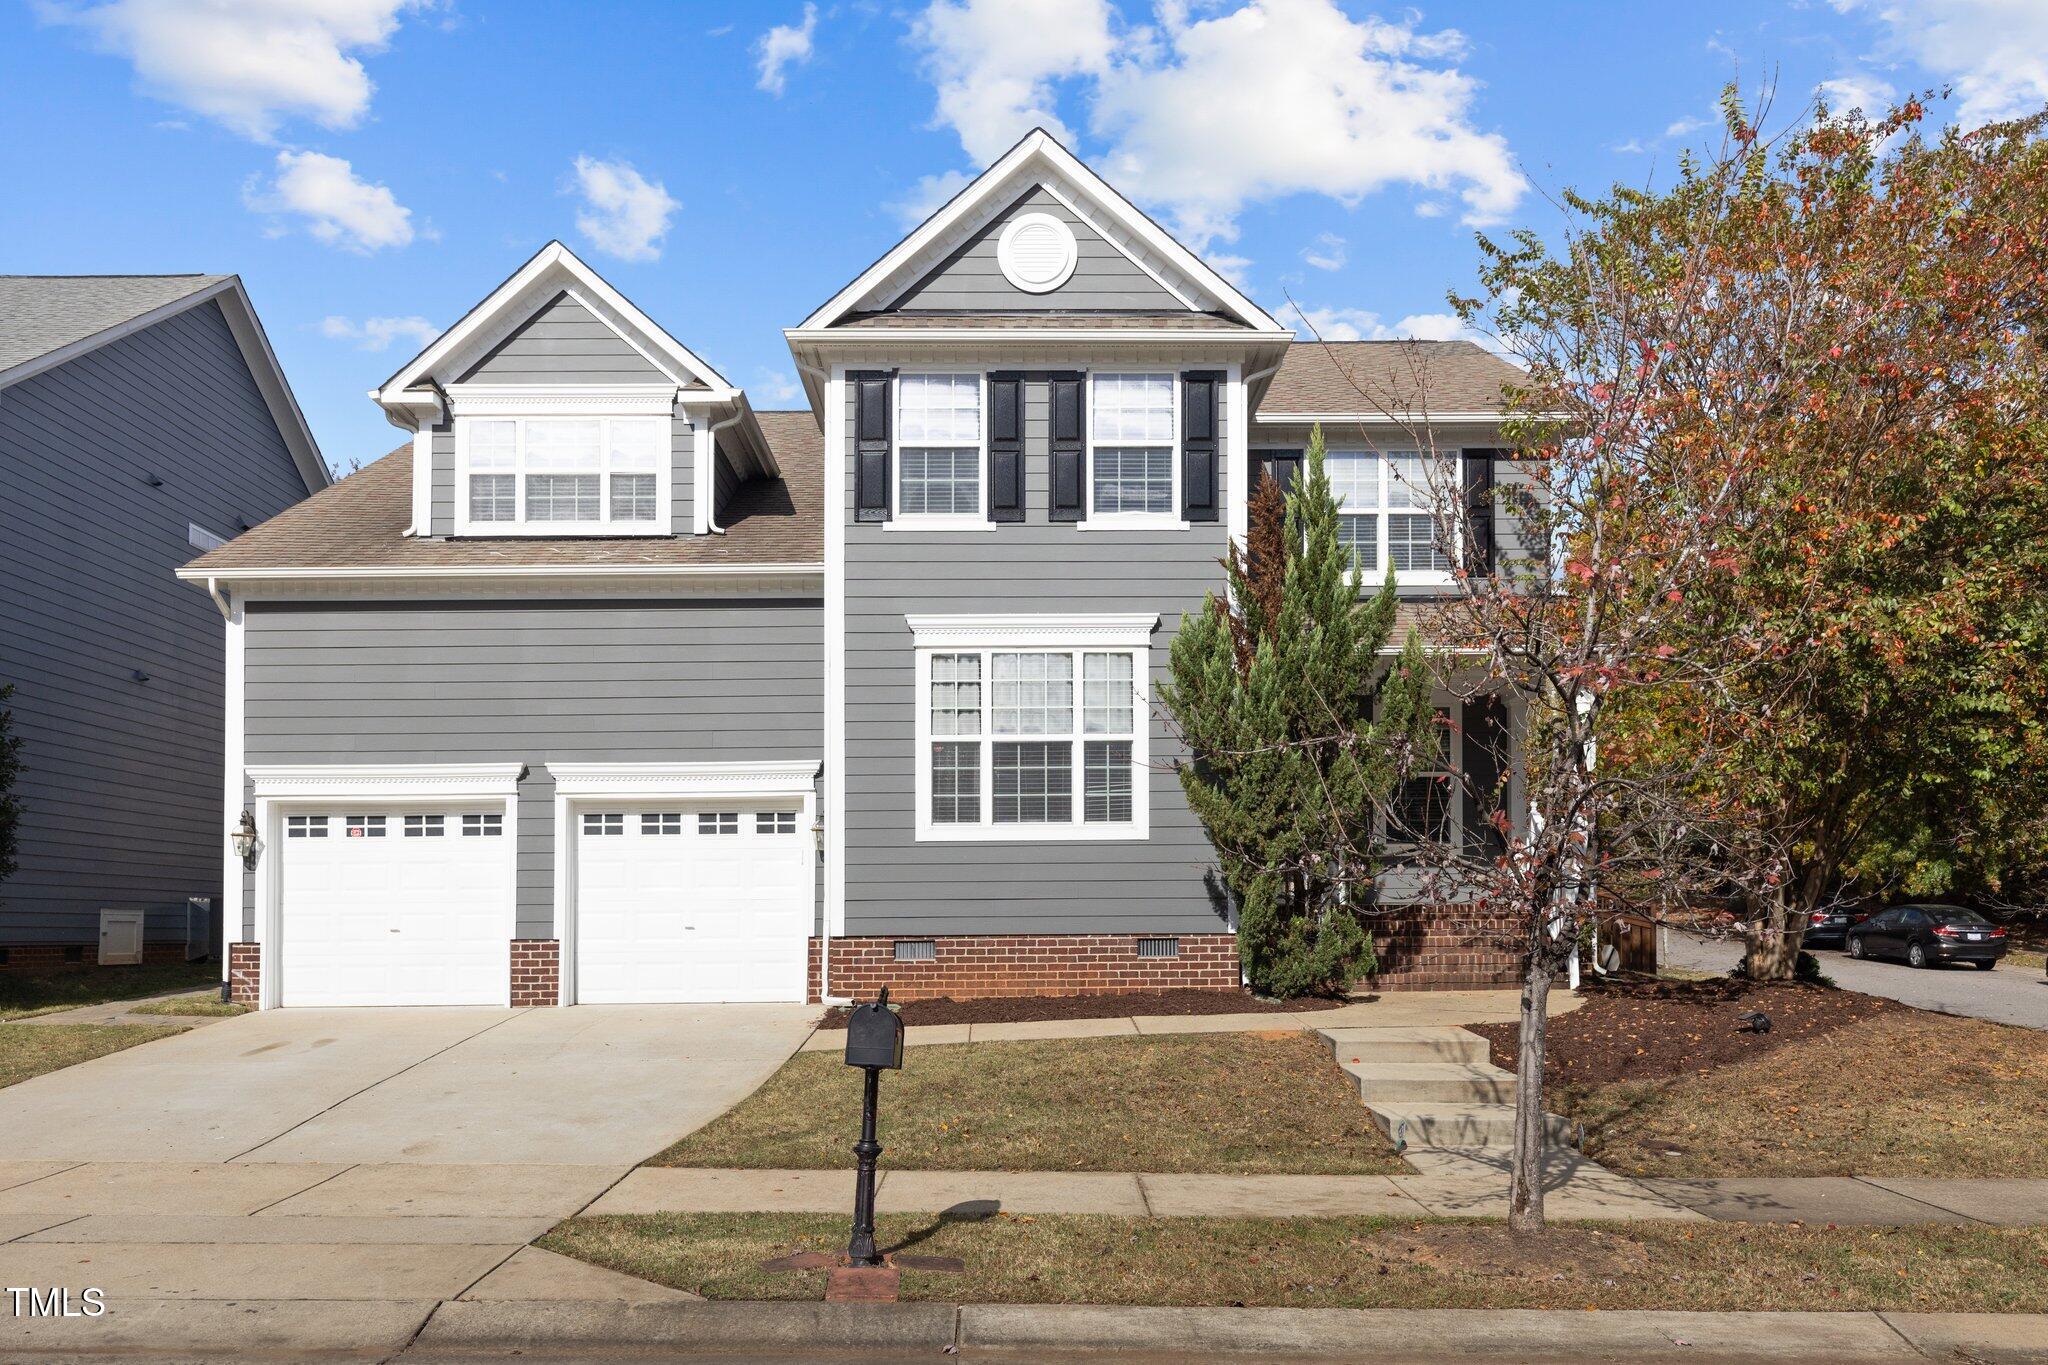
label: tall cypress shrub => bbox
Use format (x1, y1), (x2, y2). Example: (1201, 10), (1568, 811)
(1164, 429), (1433, 997)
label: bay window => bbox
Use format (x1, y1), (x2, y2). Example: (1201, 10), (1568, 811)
(1088, 372), (1177, 519)
(896, 373), (983, 519)
(455, 414), (668, 534)
(1327, 450), (1456, 581)
(911, 615), (1155, 841)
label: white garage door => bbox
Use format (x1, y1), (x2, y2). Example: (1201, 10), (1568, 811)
(278, 808), (511, 1007)
(574, 805), (810, 1003)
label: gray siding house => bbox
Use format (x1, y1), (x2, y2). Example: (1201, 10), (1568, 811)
(184, 132), (1524, 1009)
(1, 275), (326, 970)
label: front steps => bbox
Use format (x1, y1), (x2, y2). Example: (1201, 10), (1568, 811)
(1319, 1025), (1576, 1152)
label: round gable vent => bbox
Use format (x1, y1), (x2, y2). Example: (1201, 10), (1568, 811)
(996, 212), (1079, 294)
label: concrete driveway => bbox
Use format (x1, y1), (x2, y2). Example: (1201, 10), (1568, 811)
(0, 1003), (818, 1164)
(0, 1003), (818, 1352)
(1666, 931), (2048, 1031)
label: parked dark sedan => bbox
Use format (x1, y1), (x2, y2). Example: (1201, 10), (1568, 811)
(1804, 907), (1869, 949)
(1845, 904), (2009, 970)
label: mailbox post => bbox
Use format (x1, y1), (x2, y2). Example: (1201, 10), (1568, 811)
(841, 985), (903, 1267)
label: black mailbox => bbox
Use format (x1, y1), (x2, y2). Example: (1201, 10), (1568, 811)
(844, 986), (903, 1070)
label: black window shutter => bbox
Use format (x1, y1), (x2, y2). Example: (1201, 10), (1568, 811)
(1461, 694), (1508, 858)
(852, 370), (894, 523)
(1462, 449), (1498, 574)
(987, 372), (1024, 523)
(1250, 449), (1303, 495)
(1180, 370), (1222, 522)
(1048, 371), (1086, 522)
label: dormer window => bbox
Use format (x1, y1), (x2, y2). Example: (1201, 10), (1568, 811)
(454, 413), (668, 536)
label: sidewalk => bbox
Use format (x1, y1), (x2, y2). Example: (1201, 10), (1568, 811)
(10, 987), (231, 1028)
(591, 1165), (2048, 1227)
(9, 1298), (2045, 1360)
(798, 988), (1576, 1051)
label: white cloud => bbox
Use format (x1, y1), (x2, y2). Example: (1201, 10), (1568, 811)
(890, 168), (975, 228)
(907, 0), (1525, 251)
(1302, 231), (1346, 271)
(1281, 301), (1480, 344)
(1833, 0), (2048, 125)
(1816, 72), (1898, 116)
(245, 150), (416, 252)
(755, 3), (818, 96)
(1206, 252), (1253, 288)
(754, 369), (805, 404)
(1664, 114), (1709, 137)
(41, 0), (417, 142)
(319, 314), (438, 351)
(569, 155), (679, 262)
(910, 0), (1118, 162)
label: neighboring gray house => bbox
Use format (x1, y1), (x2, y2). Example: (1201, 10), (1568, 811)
(1, 274), (327, 971)
(183, 132), (1523, 1010)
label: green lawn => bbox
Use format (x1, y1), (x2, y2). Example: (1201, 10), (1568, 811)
(0, 1023), (184, 1089)
(0, 961), (219, 1021)
(658, 1032), (1405, 1175)
(543, 1212), (2048, 1312)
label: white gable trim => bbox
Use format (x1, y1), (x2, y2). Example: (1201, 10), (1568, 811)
(802, 129), (1285, 334)
(376, 241), (731, 404)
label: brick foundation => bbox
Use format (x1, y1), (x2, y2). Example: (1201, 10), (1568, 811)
(0, 941), (192, 972)
(227, 942), (261, 1005)
(510, 939), (561, 1007)
(809, 933), (1241, 1003)
(1359, 906), (1524, 991)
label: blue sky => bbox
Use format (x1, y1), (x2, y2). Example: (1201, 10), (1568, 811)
(3, 0), (2041, 470)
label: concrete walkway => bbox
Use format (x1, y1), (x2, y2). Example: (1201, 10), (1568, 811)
(8, 986), (238, 1027)
(798, 988), (1572, 1051)
(592, 1165), (2048, 1227)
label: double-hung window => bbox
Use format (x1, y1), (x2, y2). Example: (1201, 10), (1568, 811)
(1088, 372), (1178, 522)
(1326, 450), (1456, 583)
(912, 617), (1154, 840)
(455, 414), (668, 534)
(896, 373), (983, 522)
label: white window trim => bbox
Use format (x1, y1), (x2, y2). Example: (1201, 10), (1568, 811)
(1084, 368), (1188, 530)
(889, 370), (991, 531)
(1327, 446), (1462, 588)
(908, 614), (1157, 843)
(452, 407), (672, 537)
(547, 759), (820, 1006)
(244, 762), (523, 1011)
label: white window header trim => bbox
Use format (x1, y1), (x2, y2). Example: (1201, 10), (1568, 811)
(905, 613), (1159, 650)
(548, 759), (822, 800)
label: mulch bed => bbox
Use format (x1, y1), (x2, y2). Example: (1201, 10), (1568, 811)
(1469, 977), (1901, 1087)
(816, 988), (1341, 1030)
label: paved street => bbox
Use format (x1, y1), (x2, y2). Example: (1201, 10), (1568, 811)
(1664, 931), (2048, 1030)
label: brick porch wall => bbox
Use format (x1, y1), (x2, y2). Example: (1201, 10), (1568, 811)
(227, 942), (261, 1005)
(510, 939), (561, 1007)
(1359, 906), (1524, 991)
(0, 941), (191, 972)
(808, 933), (1241, 1003)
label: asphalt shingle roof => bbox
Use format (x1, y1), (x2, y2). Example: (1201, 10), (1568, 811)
(1257, 340), (1525, 416)
(0, 274), (226, 377)
(187, 409), (824, 573)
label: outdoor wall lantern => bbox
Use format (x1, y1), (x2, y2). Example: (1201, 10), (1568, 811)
(230, 811), (259, 869)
